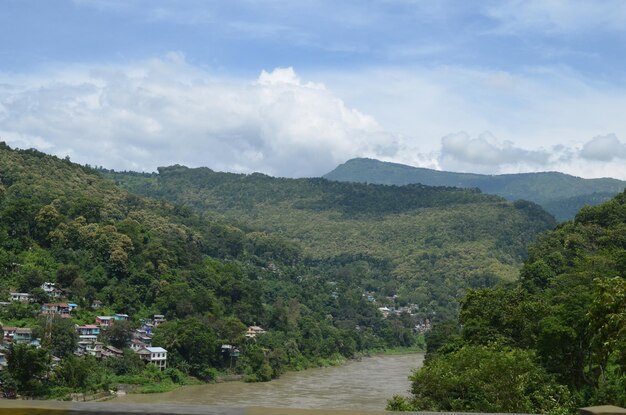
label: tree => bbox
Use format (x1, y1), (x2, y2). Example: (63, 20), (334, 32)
(424, 319), (461, 359)
(214, 316), (246, 344)
(56, 264), (80, 288)
(106, 348), (144, 376)
(7, 344), (51, 395)
(17, 267), (45, 293)
(391, 345), (572, 414)
(588, 276), (626, 383)
(40, 315), (78, 357)
(30, 287), (49, 305)
(54, 354), (97, 392)
(101, 320), (134, 349)
(152, 318), (219, 377)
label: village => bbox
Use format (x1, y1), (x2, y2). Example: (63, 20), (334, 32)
(361, 292), (432, 334)
(0, 282), (266, 373)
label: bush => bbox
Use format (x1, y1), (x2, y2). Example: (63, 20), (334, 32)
(199, 367), (220, 382)
(398, 345), (573, 414)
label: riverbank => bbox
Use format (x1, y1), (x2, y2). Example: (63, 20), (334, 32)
(363, 345), (425, 357)
(115, 345), (424, 398)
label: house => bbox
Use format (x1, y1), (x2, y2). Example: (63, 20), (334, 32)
(41, 282), (56, 294)
(91, 300), (102, 309)
(378, 306), (391, 318)
(96, 316), (113, 327)
(133, 328), (151, 339)
(129, 338), (150, 351)
(41, 282), (64, 299)
(221, 344), (240, 358)
(76, 325), (100, 341)
(41, 303), (71, 317)
(0, 352), (6, 370)
(137, 347), (167, 370)
(133, 332), (152, 345)
(13, 328), (33, 344)
(102, 345), (124, 359)
(113, 313), (130, 321)
(2, 327), (16, 341)
(131, 327), (153, 350)
(77, 341), (103, 358)
(153, 315), (166, 326)
(245, 325), (266, 338)
(88, 342), (104, 358)
(141, 323), (155, 336)
(10, 292), (30, 303)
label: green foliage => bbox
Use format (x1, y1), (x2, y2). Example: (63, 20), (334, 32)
(424, 319), (461, 360)
(324, 157), (626, 221)
(398, 191), (626, 412)
(100, 320), (134, 349)
(53, 354), (98, 392)
(393, 345), (571, 413)
(152, 318), (220, 378)
(41, 315), (79, 358)
(106, 348), (145, 376)
(6, 343), (51, 395)
(1, 143), (560, 402)
(104, 163), (556, 319)
(0, 143), (418, 393)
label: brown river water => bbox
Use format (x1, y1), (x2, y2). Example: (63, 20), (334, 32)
(114, 353), (424, 411)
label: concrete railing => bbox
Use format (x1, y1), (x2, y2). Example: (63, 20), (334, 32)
(580, 406), (626, 415)
(0, 401), (535, 415)
(0, 401), (623, 415)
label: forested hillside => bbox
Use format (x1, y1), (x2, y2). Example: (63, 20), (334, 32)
(324, 158), (626, 221)
(389, 191), (626, 413)
(103, 165), (556, 319)
(0, 144), (415, 397)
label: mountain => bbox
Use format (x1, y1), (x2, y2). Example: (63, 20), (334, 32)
(0, 143), (418, 392)
(323, 158), (626, 221)
(103, 164), (556, 319)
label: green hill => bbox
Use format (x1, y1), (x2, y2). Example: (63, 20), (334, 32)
(0, 143), (418, 395)
(103, 164), (556, 319)
(393, 190), (626, 412)
(324, 158), (626, 221)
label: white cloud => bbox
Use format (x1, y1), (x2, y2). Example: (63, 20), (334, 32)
(580, 134), (626, 161)
(439, 131), (550, 168)
(0, 55), (393, 177)
(2, 55), (626, 180)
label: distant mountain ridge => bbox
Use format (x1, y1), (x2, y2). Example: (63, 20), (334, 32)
(324, 158), (626, 221)
(103, 165), (556, 319)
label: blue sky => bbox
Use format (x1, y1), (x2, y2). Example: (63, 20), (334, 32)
(2, 0), (626, 178)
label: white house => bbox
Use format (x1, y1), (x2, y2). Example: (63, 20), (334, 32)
(137, 347), (167, 370)
(245, 325), (266, 338)
(10, 292), (30, 302)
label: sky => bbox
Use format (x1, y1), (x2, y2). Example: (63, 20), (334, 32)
(1, 1), (626, 179)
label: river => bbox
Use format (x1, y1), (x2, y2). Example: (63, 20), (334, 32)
(115, 353), (424, 411)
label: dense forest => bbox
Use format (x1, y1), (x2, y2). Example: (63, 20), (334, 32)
(5, 143), (614, 409)
(102, 164), (556, 319)
(325, 158), (626, 221)
(389, 191), (626, 413)
(0, 144), (420, 398)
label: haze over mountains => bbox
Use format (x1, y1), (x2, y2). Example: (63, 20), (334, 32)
(324, 158), (626, 221)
